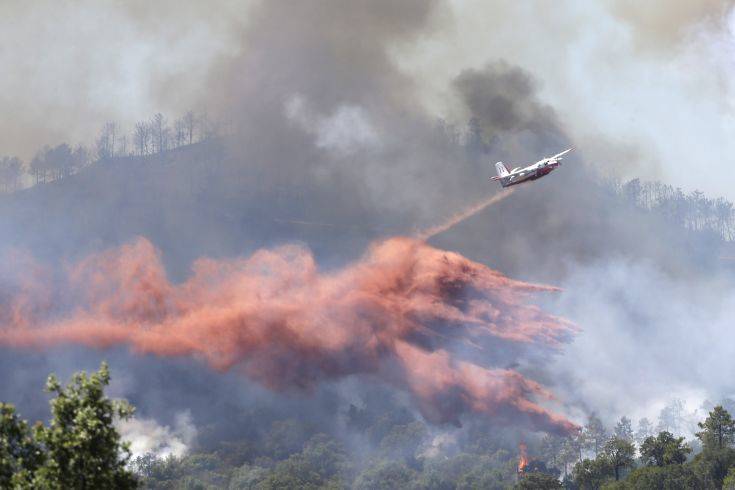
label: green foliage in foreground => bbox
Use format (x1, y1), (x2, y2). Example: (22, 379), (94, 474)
(0, 363), (138, 489)
(568, 406), (735, 490)
(515, 472), (562, 489)
(639, 431), (691, 467)
(10, 366), (735, 490)
(602, 464), (702, 489)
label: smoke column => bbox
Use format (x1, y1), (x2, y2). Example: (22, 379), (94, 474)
(417, 189), (515, 241)
(0, 234), (576, 433)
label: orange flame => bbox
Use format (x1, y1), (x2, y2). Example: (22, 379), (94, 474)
(518, 442), (529, 474)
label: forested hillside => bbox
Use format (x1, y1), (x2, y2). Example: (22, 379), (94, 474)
(2, 116), (735, 489)
(1, 114), (731, 277)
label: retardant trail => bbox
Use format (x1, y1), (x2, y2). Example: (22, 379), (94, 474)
(417, 188), (515, 241)
(0, 228), (577, 434)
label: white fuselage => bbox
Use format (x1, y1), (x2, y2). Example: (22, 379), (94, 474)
(497, 158), (560, 187)
(491, 149), (571, 188)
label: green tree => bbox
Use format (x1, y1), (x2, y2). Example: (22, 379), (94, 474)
(353, 461), (417, 490)
(228, 463), (268, 489)
(0, 403), (44, 488)
(455, 464), (511, 490)
(583, 415), (607, 457)
(47, 143), (74, 180)
(573, 457), (612, 490)
(378, 421), (427, 467)
(559, 436), (582, 476)
(639, 431), (690, 467)
(634, 418), (653, 447)
(696, 405), (735, 451)
(259, 434), (349, 489)
(602, 437), (635, 481)
(0, 156), (23, 192)
(540, 434), (564, 473)
(72, 145), (90, 170)
(0, 363), (138, 489)
(656, 399), (685, 434)
(690, 405), (735, 488)
(724, 466), (735, 490)
(691, 446), (735, 489)
(613, 417), (634, 443)
(608, 464), (702, 489)
(33, 362), (138, 489)
(417, 452), (514, 490)
(30, 146), (50, 184)
(263, 419), (313, 460)
(515, 472), (562, 489)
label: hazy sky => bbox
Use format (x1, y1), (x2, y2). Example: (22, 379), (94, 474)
(0, 0), (248, 157)
(1, 0), (734, 197)
(396, 0), (735, 197)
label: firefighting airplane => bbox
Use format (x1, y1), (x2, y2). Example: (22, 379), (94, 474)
(490, 148), (572, 187)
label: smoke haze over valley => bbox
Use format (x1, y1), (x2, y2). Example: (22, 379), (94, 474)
(3, 1), (735, 488)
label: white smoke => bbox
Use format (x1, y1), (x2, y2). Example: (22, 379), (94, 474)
(284, 94), (381, 155)
(548, 258), (735, 431)
(118, 411), (197, 459)
(419, 431), (459, 459)
(0, 0), (250, 160)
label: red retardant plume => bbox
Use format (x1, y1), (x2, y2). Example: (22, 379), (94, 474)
(0, 236), (578, 434)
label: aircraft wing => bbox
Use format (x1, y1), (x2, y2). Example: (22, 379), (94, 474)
(550, 148), (573, 160)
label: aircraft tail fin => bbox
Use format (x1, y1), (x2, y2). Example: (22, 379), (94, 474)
(494, 162), (509, 177)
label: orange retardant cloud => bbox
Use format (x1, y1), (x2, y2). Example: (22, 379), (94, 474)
(0, 236), (578, 433)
